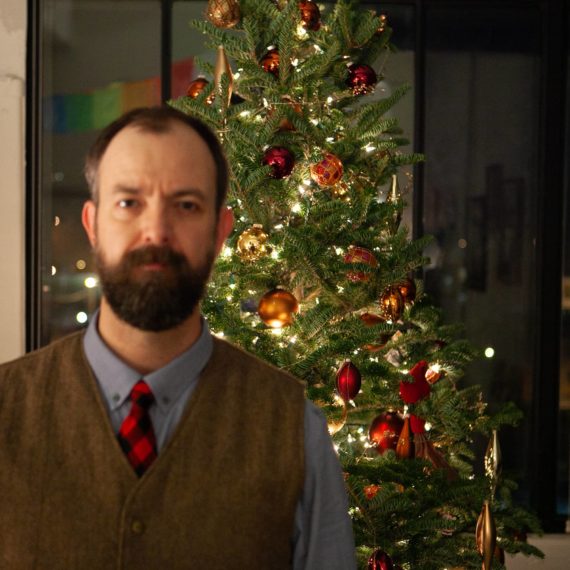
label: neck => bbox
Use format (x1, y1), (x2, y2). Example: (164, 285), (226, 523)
(97, 298), (203, 375)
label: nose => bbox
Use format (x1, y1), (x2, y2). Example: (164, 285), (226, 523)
(142, 204), (171, 246)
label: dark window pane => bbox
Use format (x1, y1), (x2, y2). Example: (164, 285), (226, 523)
(423, 5), (541, 507)
(40, 0), (161, 344)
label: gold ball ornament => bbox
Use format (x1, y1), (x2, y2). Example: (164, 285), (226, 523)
(310, 153), (344, 187)
(258, 288), (299, 328)
(236, 225), (269, 262)
(205, 0), (240, 28)
(379, 286), (405, 322)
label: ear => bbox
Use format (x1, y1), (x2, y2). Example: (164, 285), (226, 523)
(82, 200), (97, 247)
(215, 206), (234, 256)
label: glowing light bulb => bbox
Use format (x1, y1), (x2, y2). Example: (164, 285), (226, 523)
(485, 347), (495, 358)
(84, 276), (98, 289)
(76, 312), (88, 324)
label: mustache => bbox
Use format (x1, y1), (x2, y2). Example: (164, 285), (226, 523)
(122, 245), (187, 268)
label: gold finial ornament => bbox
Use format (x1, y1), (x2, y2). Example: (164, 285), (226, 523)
(484, 429), (502, 497)
(476, 501), (497, 570)
(214, 45), (234, 107)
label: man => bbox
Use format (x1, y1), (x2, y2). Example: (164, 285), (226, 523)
(0, 107), (356, 569)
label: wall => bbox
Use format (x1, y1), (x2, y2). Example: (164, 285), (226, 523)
(0, 0), (26, 362)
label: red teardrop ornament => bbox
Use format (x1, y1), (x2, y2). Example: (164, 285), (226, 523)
(336, 361), (362, 401)
(368, 548), (394, 570)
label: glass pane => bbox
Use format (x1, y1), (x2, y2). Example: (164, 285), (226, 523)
(422, 5), (541, 506)
(40, 0), (161, 345)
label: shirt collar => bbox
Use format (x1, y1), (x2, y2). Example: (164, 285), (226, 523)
(83, 311), (213, 414)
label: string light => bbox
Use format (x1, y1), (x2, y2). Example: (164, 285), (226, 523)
(84, 276), (98, 289)
(76, 312), (88, 324)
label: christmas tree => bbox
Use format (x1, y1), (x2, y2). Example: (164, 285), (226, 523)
(171, 0), (543, 567)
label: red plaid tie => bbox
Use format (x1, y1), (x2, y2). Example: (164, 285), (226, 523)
(117, 380), (158, 476)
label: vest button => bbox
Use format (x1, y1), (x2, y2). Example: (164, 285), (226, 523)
(131, 519), (145, 535)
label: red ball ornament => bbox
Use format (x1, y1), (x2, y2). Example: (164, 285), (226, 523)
(262, 146), (295, 179)
(258, 288), (299, 328)
(346, 63), (378, 95)
(368, 548), (394, 570)
(336, 361), (362, 401)
(299, 0), (321, 31)
(399, 360), (431, 404)
(261, 48), (280, 77)
(344, 246), (378, 282)
(369, 412), (404, 455)
(186, 77), (214, 104)
(310, 153), (344, 187)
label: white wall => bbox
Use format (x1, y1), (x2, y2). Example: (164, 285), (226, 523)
(0, 0), (26, 362)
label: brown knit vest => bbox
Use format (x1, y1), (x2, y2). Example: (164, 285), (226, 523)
(0, 332), (305, 569)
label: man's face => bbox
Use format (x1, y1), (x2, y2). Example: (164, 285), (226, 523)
(82, 121), (233, 331)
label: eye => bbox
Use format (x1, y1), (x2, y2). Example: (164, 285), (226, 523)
(118, 198), (138, 208)
(177, 200), (198, 211)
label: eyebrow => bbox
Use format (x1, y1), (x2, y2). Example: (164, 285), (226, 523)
(111, 185), (208, 202)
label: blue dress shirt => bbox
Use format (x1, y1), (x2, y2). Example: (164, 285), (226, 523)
(83, 314), (356, 569)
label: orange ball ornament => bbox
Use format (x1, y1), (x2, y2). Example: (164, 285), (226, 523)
(397, 277), (416, 305)
(299, 1), (321, 31)
(258, 289), (299, 328)
(261, 48), (280, 77)
(310, 153), (344, 187)
(379, 286), (405, 322)
(205, 0), (240, 28)
(186, 77), (214, 105)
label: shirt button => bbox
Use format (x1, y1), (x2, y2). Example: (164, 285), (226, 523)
(131, 519), (145, 535)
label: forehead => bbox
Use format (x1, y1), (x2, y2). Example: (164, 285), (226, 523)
(98, 121), (217, 196)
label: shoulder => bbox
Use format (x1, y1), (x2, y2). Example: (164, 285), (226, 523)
(211, 336), (305, 393)
(0, 331), (85, 381)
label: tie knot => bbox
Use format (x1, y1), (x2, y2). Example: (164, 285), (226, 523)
(130, 380), (155, 409)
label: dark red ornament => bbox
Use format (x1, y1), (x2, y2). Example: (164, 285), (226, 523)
(262, 146), (295, 179)
(261, 48), (280, 77)
(299, 0), (321, 31)
(369, 412), (403, 454)
(336, 361), (362, 401)
(399, 360), (431, 404)
(368, 548), (394, 570)
(346, 63), (378, 95)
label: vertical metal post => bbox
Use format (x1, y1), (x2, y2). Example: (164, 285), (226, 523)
(161, 0), (173, 102)
(25, 0), (43, 351)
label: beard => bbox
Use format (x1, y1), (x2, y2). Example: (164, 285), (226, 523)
(95, 243), (215, 332)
